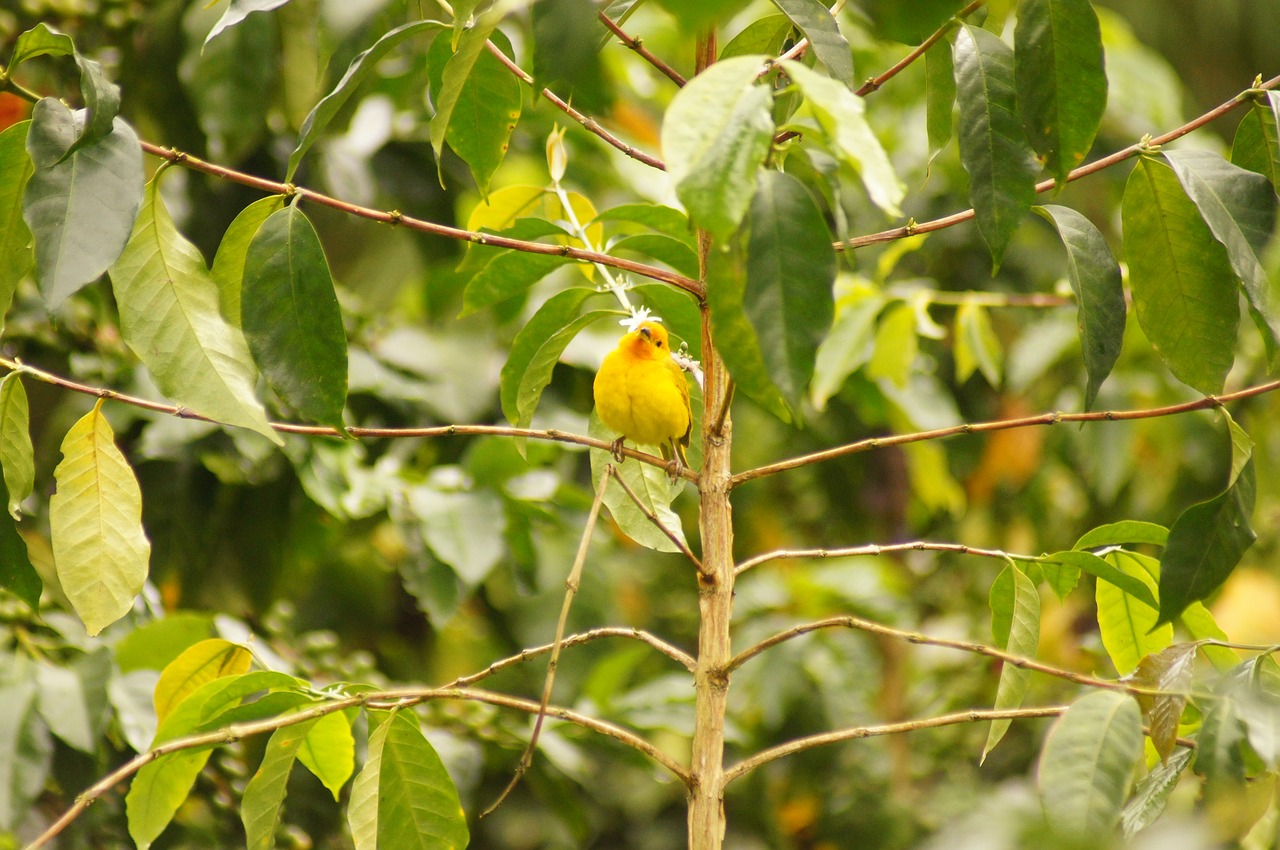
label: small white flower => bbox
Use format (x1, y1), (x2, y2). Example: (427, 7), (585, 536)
(620, 306), (661, 332)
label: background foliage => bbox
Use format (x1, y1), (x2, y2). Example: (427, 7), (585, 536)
(2, 0), (1280, 848)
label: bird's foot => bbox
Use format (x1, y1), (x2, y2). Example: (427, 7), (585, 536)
(664, 458), (684, 482)
(610, 436), (626, 463)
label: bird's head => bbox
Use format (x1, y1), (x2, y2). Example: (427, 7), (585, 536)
(624, 321), (672, 359)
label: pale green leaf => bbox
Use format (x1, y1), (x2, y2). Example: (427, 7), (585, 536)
(954, 300), (1002, 386)
(205, 0), (293, 46)
(1096, 550), (1171, 675)
(153, 638), (252, 725)
(1120, 746), (1192, 839)
(770, 0), (854, 87)
(866, 302), (917, 387)
(811, 284), (885, 409)
(589, 412), (688, 554)
(0, 373), (35, 518)
(297, 710), (355, 800)
(0, 121), (35, 323)
(983, 563), (1040, 760)
(242, 718), (319, 850)
(374, 711), (469, 850)
(1073, 520), (1168, 551)
(1179, 601), (1240, 673)
(0, 672), (52, 831)
(210, 195), (285, 326)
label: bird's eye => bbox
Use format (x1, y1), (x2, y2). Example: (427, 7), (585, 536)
(656, 340), (664, 348)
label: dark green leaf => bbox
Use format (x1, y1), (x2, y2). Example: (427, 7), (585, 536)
(1122, 156), (1239, 395)
(24, 102), (143, 307)
(591, 203), (692, 240)
(1048, 550), (1158, 611)
(925, 39), (956, 155)
(0, 509), (38, 610)
(983, 563), (1040, 760)
(1231, 92), (1280, 189)
(461, 246), (574, 316)
(429, 7), (504, 169)
(1034, 205), (1125, 409)
(289, 20), (443, 181)
(661, 55), (775, 240)
(517, 311), (615, 429)
(720, 14), (795, 60)
(862, 0), (964, 44)
(205, 0), (293, 46)
(0, 121), (34, 324)
(1073, 520), (1169, 551)
(954, 25), (1039, 269)
(1014, 0), (1107, 186)
(426, 29), (521, 197)
(533, 0), (612, 113)
(498, 288), (601, 427)
(1038, 690), (1143, 842)
(242, 205), (349, 430)
(744, 170), (836, 415)
(1163, 148), (1280, 354)
(70, 54), (122, 152)
(210, 195), (286, 327)
(770, 0), (854, 87)
(1158, 460), (1256, 625)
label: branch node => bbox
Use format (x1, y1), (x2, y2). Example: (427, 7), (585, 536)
(282, 182), (299, 198)
(387, 209), (403, 226)
(1206, 394), (1223, 407)
(166, 147), (186, 163)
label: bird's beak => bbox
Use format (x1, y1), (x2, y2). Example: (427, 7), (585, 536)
(640, 327), (651, 340)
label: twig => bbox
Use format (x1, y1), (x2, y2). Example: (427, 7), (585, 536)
(610, 467), (703, 568)
(731, 378), (1280, 486)
(853, 0), (986, 97)
(482, 41), (667, 172)
(723, 706), (1067, 783)
(0, 357), (700, 483)
(735, 541), (1044, 577)
(840, 73), (1280, 251)
(480, 466), (614, 818)
(448, 627), (696, 684)
(598, 11), (687, 87)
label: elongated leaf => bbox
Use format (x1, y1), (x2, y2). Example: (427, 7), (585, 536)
(811, 284), (885, 410)
(348, 709), (389, 850)
(1014, 0), (1107, 186)
(1047, 550), (1156, 610)
(771, 0), (854, 87)
(517, 311), (616, 431)
(0, 373), (34, 518)
(461, 251), (573, 316)
(1097, 550), (1171, 675)
(70, 54), (122, 152)
(24, 101), (143, 307)
(1034, 205), (1125, 409)
(0, 121), (34, 321)
(783, 60), (904, 216)
(298, 710), (355, 800)
(205, 0), (293, 46)
(609, 234), (700, 277)
(375, 711), (469, 849)
(1157, 460), (1256, 625)
(0, 673), (51, 831)
(1122, 156), (1240, 394)
(925, 39), (956, 156)
(866, 302), (917, 387)
(1195, 696), (1246, 794)
(1073, 520), (1168, 551)
(210, 195), (286, 326)
(1179, 601), (1240, 672)
(499, 288), (600, 427)
(34, 649), (110, 753)
(954, 300), (1002, 386)
(1231, 92), (1280, 189)
(662, 55), (775, 239)
(1163, 148), (1280, 353)
(242, 718), (319, 850)
(49, 402), (151, 636)
(110, 177), (279, 441)
(429, 7), (504, 169)
(0, 509), (38, 610)
(721, 14), (794, 60)
(706, 239), (792, 421)
(983, 563), (1040, 760)
(288, 20), (443, 181)
(153, 638), (252, 725)
(242, 205), (348, 429)
(1132, 644), (1195, 762)
(591, 203), (691, 239)
(953, 25), (1039, 270)
(1038, 690), (1143, 841)
(743, 170), (836, 414)
(1120, 747), (1193, 839)
(589, 413), (687, 553)
(9, 22), (76, 67)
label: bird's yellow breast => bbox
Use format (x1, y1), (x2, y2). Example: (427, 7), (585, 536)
(594, 344), (690, 448)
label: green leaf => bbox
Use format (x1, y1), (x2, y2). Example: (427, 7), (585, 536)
(1014, 0), (1107, 186)
(721, 14), (794, 60)
(9, 22), (76, 67)
(866, 302), (917, 388)
(461, 248), (573, 316)
(350, 711), (469, 850)
(1231, 92), (1280, 189)
(425, 29), (520, 196)
(770, 0), (854, 87)
(498, 288), (600, 428)
(406, 484), (506, 587)
(153, 638), (253, 725)
(1073, 520), (1168, 551)
(983, 563), (1040, 760)
(0, 672), (52, 831)
(953, 25), (1039, 270)
(429, 7), (504, 170)
(210, 195), (286, 326)
(862, 0), (964, 44)
(954, 300), (1002, 385)
(533, 0), (612, 113)
(811, 284), (885, 409)
(70, 54), (122, 152)
(34, 649), (111, 753)
(1120, 747), (1192, 840)
(743, 170), (836, 414)
(609, 234), (700, 278)
(242, 205), (348, 430)
(662, 55), (776, 239)
(1163, 148), (1280, 354)
(1050, 549), (1157, 611)
(1096, 550), (1171, 675)
(1194, 696), (1246, 794)
(242, 718), (319, 850)
(706, 238), (792, 421)
(114, 613), (216, 673)
(297, 710), (355, 800)
(1121, 156), (1240, 395)
(109, 175), (280, 443)
(589, 412), (687, 554)
(1038, 690), (1143, 842)
(782, 60), (905, 217)
(1033, 205), (1125, 409)
(1221, 408), (1254, 488)
(1131, 644), (1195, 762)
(24, 101), (143, 307)
(49, 403), (151, 637)
(1157, 460), (1256, 625)
(288, 20), (443, 181)
(0, 508), (38, 609)
(591, 203), (692, 239)
(1178, 601), (1240, 673)
(0, 121), (35, 323)
(925, 39), (956, 156)
(0, 373), (35, 518)
(205, 0), (292, 46)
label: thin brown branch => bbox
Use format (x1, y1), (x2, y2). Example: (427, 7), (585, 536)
(723, 706), (1066, 783)
(482, 41), (668, 171)
(448, 627), (696, 685)
(598, 11), (687, 87)
(137, 141), (696, 297)
(0, 358), (700, 484)
(853, 0), (986, 97)
(24, 684), (689, 850)
(841, 73), (1280, 251)
(735, 541), (1044, 577)
(610, 465), (704, 568)
(481, 467), (613, 817)
(731, 378), (1280, 486)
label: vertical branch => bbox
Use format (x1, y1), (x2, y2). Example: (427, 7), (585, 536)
(688, 29), (735, 850)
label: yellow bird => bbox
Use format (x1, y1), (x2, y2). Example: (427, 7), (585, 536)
(593, 321), (692, 470)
